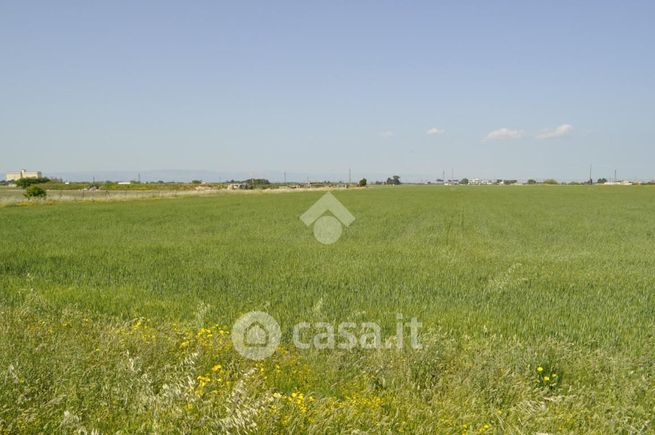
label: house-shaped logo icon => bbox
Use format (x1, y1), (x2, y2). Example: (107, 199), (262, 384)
(300, 192), (355, 244)
(231, 311), (281, 360)
(244, 321), (269, 347)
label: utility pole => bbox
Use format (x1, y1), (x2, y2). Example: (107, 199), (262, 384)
(614, 169), (617, 182)
(589, 164), (592, 184)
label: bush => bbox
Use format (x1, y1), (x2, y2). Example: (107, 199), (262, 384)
(24, 185), (47, 199)
(16, 177), (50, 188)
(358, 178), (367, 187)
(543, 178), (559, 185)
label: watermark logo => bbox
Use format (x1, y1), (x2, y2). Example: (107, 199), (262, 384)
(292, 314), (423, 351)
(231, 311), (282, 361)
(231, 312), (423, 360)
(300, 192), (355, 244)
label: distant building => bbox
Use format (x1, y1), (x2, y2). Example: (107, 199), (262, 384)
(227, 183), (249, 190)
(604, 180), (634, 186)
(5, 169), (42, 181)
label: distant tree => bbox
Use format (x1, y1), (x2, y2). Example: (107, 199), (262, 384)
(386, 175), (401, 185)
(597, 178), (608, 184)
(24, 185), (47, 199)
(245, 178), (271, 187)
(16, 177), (50, 188)
(191, 180), (202, 184)
(543, 178), (559, 185)
(527, 179), (537, 184)
(358, 178), (367, 187)
(503, 179), (517, 185)
(459, 178), (469, 185)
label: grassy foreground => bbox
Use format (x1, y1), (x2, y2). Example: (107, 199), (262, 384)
(1, 186), (654, 433)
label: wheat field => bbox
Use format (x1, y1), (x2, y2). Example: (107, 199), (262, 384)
(1, 185), (654, 433)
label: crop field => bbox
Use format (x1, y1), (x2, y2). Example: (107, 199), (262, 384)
(1, 185), (654, 433)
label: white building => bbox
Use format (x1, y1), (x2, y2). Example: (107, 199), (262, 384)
(5, 169), (42, 182)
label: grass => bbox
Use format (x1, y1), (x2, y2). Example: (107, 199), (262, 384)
(1, 185), (654, 433)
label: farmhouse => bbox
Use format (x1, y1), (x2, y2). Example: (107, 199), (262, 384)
(5, 169), (42, 181)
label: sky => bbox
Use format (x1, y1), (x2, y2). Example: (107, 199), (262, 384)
(1, 0), (654, 182)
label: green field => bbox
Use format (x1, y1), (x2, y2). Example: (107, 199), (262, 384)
(1, 186), (654, 433)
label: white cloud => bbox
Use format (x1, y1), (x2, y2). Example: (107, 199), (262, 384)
(483, 128), (525, 142)
(379, 130), (393, 138)
(536, 124), (574, 139)
(426, 127), (445, 136)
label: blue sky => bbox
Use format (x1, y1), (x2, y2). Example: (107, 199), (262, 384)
(1, 1), (654, 181)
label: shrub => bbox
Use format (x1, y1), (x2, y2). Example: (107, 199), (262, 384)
(358, 178), (367, 187)
(543, 178), (559, 185)
(24, 185), (47, 199)
(16, 177), (50, 188)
